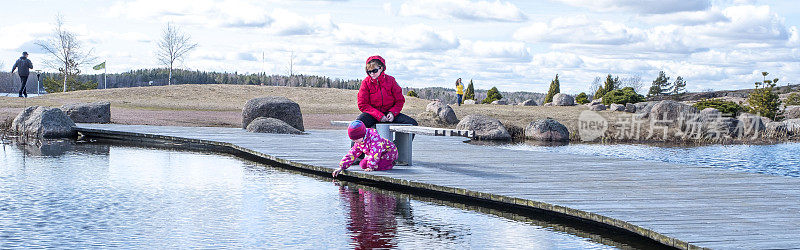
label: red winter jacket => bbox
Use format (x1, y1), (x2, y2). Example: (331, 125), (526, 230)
(357, 55), (405, 120)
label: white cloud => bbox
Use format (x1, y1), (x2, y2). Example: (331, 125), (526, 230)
(641, 8), (729, 25)
(555, 0), (710, 14)
(267, 9), (336, 36)
(531, 52), (584, 68)
(332, 23), (459, 52)
(397, 24), (460, 51)
(513, 16), (644, 45)
(0, 22), (50, 50)
(399, 0), (527, 22)
(460, 41), (530, 61)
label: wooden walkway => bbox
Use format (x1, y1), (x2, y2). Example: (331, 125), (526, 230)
(75, 124), (800, 249)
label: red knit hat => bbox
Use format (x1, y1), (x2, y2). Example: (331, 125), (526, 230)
(348, 120), (366, 140)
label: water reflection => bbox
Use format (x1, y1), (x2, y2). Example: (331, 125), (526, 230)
(338, 184), (399, 248)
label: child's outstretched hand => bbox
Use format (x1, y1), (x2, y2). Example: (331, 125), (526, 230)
(332, 168), (343, 177)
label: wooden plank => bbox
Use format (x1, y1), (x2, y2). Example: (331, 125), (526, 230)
(74, 123), (800, 249)
(389, 125), (474, 138)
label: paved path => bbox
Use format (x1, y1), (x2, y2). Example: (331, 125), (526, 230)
(75, 124), (800, 249)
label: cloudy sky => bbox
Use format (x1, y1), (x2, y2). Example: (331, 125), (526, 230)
(2, 0), (799, 93)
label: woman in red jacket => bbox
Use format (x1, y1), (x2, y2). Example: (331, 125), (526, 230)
(356, 55), (418, 128)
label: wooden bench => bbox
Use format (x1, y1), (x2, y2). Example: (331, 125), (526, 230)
(331, 121), (474, 166)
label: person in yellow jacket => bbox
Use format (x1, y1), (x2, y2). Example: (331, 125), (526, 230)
(455, 78), (463, 106)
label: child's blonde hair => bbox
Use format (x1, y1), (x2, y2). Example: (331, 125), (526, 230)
(365, 59), (384, 71)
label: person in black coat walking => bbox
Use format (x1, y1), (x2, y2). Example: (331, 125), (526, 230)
(11, 51), (33, 97)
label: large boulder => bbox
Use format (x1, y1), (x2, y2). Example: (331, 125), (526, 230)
(463, 99), (477, 105)
(423, 101), (459, 125)
(246, 117), (303, 134)
(60, 101), (111, 123)
(705, 117), (738, 138)
(735, 113), (766, 137)
(784, 119), (800, 136)
(765, 121), (787, 137)
(634, 101), (658, 117)
(12, 106), (76, 139)
(649, 100), (698, 121)
(525, 118), (569, 142)
(519, 99), (538, 106)
(590, 98), (603, 106)
(491, 100), (508, 105)
(785, 106), (800, 119)
(552, 93), (574, 106)
(242, 96), (304, 131)
(625, 103), (636, 113)
(590, 104), (606, 111)
(543, 103), (554, 107)
(609, 103), (625, 112)
(455, 115), (511, 140)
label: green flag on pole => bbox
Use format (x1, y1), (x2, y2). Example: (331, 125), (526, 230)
(93, 61), (106, 70)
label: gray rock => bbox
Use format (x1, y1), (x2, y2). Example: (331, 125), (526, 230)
(525, 118), (569, 142)
(491, 100), (507, 105)
(590, 98), (603, 106)
(634, 101), (658, 117)
(760, 116), (773, 125)
(700, 108), (722, 122)
(735, 113), (766, 137)
(649, 100), (698, 121)
(425, 101), (459, 125)
(242, 96), (304, 131)
(625, 103), (636, 113)
(519, 99), (538, 106)
(455, 115), (511, 140)
(12, 106), (76, 139)
(609, 104), (625, 111)
(543, 103), (554, 107)
(590, 104), (606, 111)
(784, 119), (800, 136)
(705, 117), (738, 138)
(552, 93), (574, 106)
(60, 101), (111, 123)
(463, 99), (476, 105)
(246, 117), (303, 134)
(785, 106), (800, 119)
(765, 121), (787, 137)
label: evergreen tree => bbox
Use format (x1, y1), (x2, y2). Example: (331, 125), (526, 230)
(594, 86), (605, 100)
(545, 74), (560, 103)
(407, 90), (418, 97)
(595, 74), (618, 99)
(671, 76), (686, 95)
(648, 71), (671, 97)
(464, 79), (475, 100)
(482, 86), (503, 104)
(747, 72), (782, 120)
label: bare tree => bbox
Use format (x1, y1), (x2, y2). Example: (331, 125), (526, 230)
(588, 76), (601, 98)
(36, 15), (94, 92)
(621, 73), (644, 93)
(156, 22), (197, 85)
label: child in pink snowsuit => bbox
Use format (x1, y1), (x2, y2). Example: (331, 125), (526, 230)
(333, 120), (398, 177)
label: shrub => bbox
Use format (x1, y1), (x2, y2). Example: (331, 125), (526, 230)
(43, 76), (97, 93)
(786, 92), (800, 106)
(602, 87), (644, 105)
(407, 90), (418, 97)
(481, 86), (503, 104)
(575, 92), (589, 104)
(692, 98), (745, 116)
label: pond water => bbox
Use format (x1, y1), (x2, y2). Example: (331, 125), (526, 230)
(0, 141), (635, 249)
(496, 142), (800, 177)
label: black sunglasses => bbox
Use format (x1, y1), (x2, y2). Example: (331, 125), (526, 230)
(366, 68), (381, 74)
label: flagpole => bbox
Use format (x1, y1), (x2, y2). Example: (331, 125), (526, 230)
(104, 61), (107, 89)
